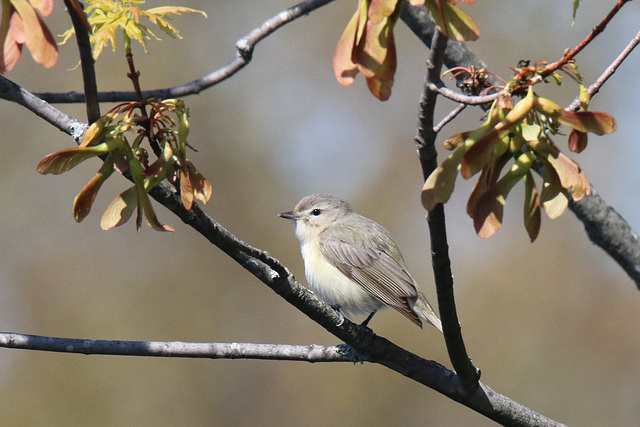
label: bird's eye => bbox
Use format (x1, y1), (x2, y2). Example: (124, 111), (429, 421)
(311, 209), (321, 216)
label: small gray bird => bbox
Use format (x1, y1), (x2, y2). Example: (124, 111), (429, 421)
(279, 194), (442, 331)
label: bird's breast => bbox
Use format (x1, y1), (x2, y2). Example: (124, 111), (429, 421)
(300, 240), (383, 315)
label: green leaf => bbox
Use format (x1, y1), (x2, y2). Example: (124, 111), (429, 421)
(424, 0), (479, 42)
(422, 138), (472, 211)
(540, 161), (568, 219)
(37, 143), (111, 175)
(523, 172), (541, 242)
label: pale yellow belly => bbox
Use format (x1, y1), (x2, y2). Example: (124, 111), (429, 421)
(301, 241), (383, 315)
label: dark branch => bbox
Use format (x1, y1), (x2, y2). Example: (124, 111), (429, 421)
(401, 4), (502, 89)
(63, 0), (100, 122)
(32, 0), (336, 104)
(414, 29), (480, 388)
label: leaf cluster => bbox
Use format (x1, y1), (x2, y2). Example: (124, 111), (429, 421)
(37, 99), (212, 232)
(59, 0), (206, 59)
(0, 0), (58, 72)
(333, 0), (478, 100)
(422, 66), (616, 241)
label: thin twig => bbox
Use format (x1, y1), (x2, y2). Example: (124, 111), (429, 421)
(32, 0), (336, 104)
(567, 29), (640, 112)
(415, 29), (480, 389)
(541, 0), (633, 78)
(427, 81), (501, 105)
(434, 103), (466, 133)
(562, 30), (640, 289)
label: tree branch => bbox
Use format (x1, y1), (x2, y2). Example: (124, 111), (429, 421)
(63, 0), (100, 123)
(0, 75), (87, 142)
(405, 11), (640, 289)
(31, 0), (336, 104)
(0, 333), (350, 361)
(567, 30), (640, 111)
(541, 0), (633, 78)
(0, 75), (564, 426)
(401, 3), (502, 89)
(427, 81), (501, 105)
(563, 31), (640, 288)
(414, 29), (480, 389)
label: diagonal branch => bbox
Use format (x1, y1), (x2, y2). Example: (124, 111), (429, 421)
(0, 76), (564, 426)
(563, 31), (640, 289)
(414, 29), (480, 388)
(541, 0), (633, 78)
(32, 0), (336, 104)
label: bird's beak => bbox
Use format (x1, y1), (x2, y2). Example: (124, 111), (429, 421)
(278, 211), (299, 220)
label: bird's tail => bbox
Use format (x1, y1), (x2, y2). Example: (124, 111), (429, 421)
(411, 292), (443, 333)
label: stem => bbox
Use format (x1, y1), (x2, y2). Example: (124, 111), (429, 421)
(63, 0), (101, 123)
(415, 29), (480, 388)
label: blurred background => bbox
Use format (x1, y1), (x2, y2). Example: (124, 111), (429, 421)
(1, 0), (639, 425)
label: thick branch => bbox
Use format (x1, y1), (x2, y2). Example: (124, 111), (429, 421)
(0, 333), (349, 361)
(31, 0), (336, 104)
(0, 75), (87, 142)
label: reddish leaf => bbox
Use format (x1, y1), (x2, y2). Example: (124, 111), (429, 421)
(28, 0), (53, 16)
(530, 139), (590, 202)
(558, 110), (617, 135)
(73, 158), (115, 223)
(180, 168), (194, 209)
(9, 0), (58, 68)
(568, 129), (588, 153)
(333, 7), (360, 87)
(364, 28), (396, 100)
(1, 21), (22, 72)
(466, 151), (510, 216)
(460, 128), (505, 179)
(187, 162), (212, 204)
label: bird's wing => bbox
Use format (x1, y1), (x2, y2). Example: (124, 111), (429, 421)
(319, 223), (422, 326)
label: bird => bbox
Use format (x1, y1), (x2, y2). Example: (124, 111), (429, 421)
(279, 194), (442, 332)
